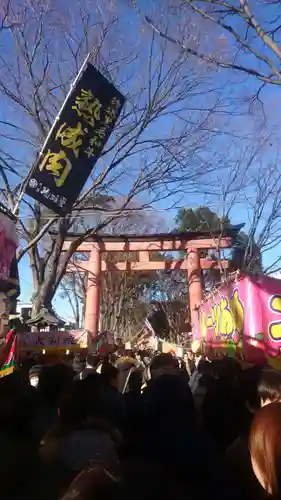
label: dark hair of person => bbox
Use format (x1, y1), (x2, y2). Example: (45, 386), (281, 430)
(29, 364), (43, 378)
(218, 357), (241, 379)
(238, 366), (263, 412)
(128, 369), (142, 393)
(145, 373), (194, 423)
(140, 350), (149, 358)
(0, 371), (38, 432)
(58, 377), (105, 427)
(150, 353), (179, 372)
(86, 354), (101, 369)
(38, 364), (74, 405)
(101, 363), (118, 384)
(197, 359), (210, 374)
(249, 402), (281, 497)
(257, 368), (281, 404)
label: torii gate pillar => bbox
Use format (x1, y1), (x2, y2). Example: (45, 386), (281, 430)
(187, 248), (204, 326)
(84, 245), (101, 336)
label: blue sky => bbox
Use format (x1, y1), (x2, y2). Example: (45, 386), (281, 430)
(2, 0), (281, 321)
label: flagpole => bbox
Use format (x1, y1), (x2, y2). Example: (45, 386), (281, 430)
(12, 52), (92, 215)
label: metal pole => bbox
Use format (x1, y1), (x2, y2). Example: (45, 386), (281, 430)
(122, 367), (133, 394)
(12, 52), (92, 215)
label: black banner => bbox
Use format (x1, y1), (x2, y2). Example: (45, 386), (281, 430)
(25, 64), (125, 215)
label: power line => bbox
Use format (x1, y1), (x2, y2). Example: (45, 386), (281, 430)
(17, 207), (175, 218)
(16, 198), (254, 221)
(19, 275), (33, 288)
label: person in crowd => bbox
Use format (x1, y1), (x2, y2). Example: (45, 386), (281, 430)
(249, 402), (281, 499)
(73, 354), (87, 380)
(131, 352), (226, 498)
(140, 351), (151, 386)
(101, 361), (119, 390)
(121, 367), (143, 453)
(92, 364), (127, 433)
(124, 368), (142, 403)
(224, 365), (267, 499)
(189, 359), (212, 421)
(79, 354), (101, 380)
(5, 333), (281, 500)
(46, 379), (120, 465)
(184, 350), (196, 376)
(30, 364), (75, 441)
(178, 355), (190, 380)
(28, 375), (121, 500)
(201, 357), (245, 450)
(29, 364), (43, 388)
(126, 353), (182, 453)
(115, 355), (138, 395)
(224, 366), (281, 499)
(0, 371), (39, 499)
(189, 358), (209, 394)
(257, 367), (281, 406)
(149, 352), (180, 381)
(135, 350), (145, 369)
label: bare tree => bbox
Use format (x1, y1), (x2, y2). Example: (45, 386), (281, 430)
(59, 271), (86, 328)
(0, 1), (22, 33)
(207, 142), (281, 276)
(240, 159), (281, 275)
(148, 270), (189, 342)
(60, 260), (150, 335)
(133, 0), (281, 87)
(0, 1), (242, 316)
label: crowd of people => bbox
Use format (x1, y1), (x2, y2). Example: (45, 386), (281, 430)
(1, 346), (281, 499)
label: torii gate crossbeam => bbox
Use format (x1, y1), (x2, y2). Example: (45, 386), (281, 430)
(62, 232), (233, 336)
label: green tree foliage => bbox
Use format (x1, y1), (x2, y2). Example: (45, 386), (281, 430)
(175, 206), (229, 233)
(175, 205), (263, 276)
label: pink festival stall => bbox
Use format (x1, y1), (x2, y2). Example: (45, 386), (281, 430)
(192, 273), (281, 369)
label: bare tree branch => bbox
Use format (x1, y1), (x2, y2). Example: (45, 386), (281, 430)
(133, 0), (281, 85)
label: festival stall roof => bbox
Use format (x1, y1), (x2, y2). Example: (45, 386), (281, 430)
(26, 308), (65, 327)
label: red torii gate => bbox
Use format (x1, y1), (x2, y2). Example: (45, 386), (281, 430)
(63, 232), (232, 336)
